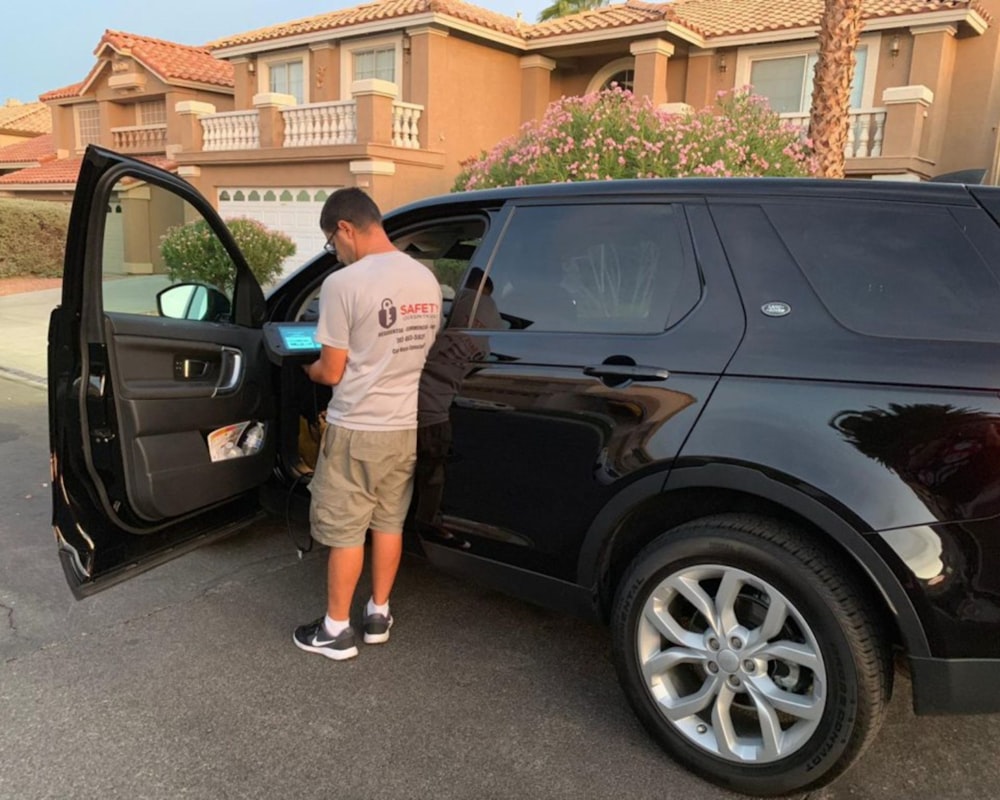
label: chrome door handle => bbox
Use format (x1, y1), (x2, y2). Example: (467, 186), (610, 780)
(213, 347), (244, 396)
(177, 358), (209, 379)
(583, 365), (670, 381)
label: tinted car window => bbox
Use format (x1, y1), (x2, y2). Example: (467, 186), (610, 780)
(483, 203), (699, 333)
(765, 201), (1000, 342)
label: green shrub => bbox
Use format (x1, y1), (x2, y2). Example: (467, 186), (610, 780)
(0, 198), (70, 278)
(453, 86), (818, 191)
(159, 217), (295, 292)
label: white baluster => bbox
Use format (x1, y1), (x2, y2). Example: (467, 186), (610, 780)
(856, 114), (871, 158)
(844, 116), (856, 159)
(392, 106), (403, 148)
(319, 106), (332, 146)
(871, 111), (885, 158)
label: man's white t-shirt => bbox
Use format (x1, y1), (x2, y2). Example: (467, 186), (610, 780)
(316, 250), (442, 431)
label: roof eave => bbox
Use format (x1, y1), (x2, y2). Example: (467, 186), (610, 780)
(211, 11), (440, 58)
(526, 19), (703, 49)
(707, 7), (988, 47)
(0, 182), (77, 190)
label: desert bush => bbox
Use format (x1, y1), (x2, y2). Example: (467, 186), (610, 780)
(0, 198), (70, 278)
(453, 86), (818, 191)
(160, 217), (295, 292)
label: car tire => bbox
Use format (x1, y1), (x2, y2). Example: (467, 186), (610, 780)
(611, 513), (892, 796)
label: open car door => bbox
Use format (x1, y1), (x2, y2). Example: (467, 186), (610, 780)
(49, 147), (276, 598)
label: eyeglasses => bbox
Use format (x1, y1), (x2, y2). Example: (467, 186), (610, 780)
(323, 230), (337, 255)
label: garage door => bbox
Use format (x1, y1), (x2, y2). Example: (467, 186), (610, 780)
(218, 188), (333, 280)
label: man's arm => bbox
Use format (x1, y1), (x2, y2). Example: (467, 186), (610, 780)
(304, 345), (349, 386)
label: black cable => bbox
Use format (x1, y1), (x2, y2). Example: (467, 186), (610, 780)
(285, 471), (313, 557)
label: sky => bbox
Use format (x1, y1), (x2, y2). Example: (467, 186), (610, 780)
(1, 0), (552, 104)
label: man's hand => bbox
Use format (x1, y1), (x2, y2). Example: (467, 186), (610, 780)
(304, 346), (349, 386)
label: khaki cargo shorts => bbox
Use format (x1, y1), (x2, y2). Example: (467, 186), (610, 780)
(308, 424), (417, 548)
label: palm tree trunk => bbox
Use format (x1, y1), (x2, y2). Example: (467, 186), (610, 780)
(809, 0), (864, 178)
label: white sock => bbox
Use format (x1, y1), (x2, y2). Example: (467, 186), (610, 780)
(324, 614), (350, 636)
(367, 597), (390, 617)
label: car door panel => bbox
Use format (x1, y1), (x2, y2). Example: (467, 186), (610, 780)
(430, 200), (745, 581)
(50, 146), (274, 597)
(106, 315), (273, 520)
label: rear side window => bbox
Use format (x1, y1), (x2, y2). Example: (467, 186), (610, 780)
(765, 201), (1000, 342)
(482, 203), (699, 333)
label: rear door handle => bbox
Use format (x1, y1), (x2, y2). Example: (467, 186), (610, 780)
(583, 365), (670, 382)
(453, 397), (515, 412)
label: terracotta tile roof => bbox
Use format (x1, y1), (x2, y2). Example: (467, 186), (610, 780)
(208, 0), (990, 47)
(40, 31), (234, 102)
(0, 154), (176, 186)
(632, 0), (988, 39)
(39, 82), (85, 102)
(0, 101), (52, 135)
(0, 157), (84, 185)
(0, 134), (56, 165)
(209, 0), (523, 49)
(98, 30), (234, 87)
(527, 2), (666, 39)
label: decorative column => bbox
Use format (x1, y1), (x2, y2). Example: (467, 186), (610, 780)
(630, 39), (674, 106)
(880, 85), (934, 158)
(353, 79), (396, 145)
(174, 100), (216, 153)
(253, 92), (296, 148)
(520, 55), (556, 124)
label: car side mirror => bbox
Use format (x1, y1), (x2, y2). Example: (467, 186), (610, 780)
(157, 283), (232, 322)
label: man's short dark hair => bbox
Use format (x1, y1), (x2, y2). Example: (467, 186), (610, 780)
(320, 187), (382, 233)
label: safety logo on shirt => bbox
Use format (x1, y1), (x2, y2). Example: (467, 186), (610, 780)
(378, 298), (397, 329)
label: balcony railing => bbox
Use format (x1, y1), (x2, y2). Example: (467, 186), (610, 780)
(392, 102), (422, 149)
(197, 99), (425, 152)
(111, 124), (167, 154)
(202, 110), (260, 151)
(282, 101), (357, 147)
(782, 108), (887, 158)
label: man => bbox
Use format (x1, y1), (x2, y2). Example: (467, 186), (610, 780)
(414, 267), (503, 547)
(295, 187), (442, 661)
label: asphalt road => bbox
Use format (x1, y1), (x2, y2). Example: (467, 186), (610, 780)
(1, 376), (998, 800)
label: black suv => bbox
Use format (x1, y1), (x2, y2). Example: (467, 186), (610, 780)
(49, 147), (1000, 796)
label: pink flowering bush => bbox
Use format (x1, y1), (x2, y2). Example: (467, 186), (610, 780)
(453, 86), (818, 191)
(160, 217), (295, 292)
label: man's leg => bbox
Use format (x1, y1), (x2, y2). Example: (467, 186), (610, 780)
(369, 530), (403, 606)
(327, 544), (365, 619)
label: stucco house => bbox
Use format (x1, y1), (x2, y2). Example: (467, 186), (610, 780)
(0, 31), (233, 201)
(0, 99), (51, 149)
(1, 0), (998, 263)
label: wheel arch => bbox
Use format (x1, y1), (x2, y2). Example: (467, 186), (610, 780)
(577, 462), (930, 659)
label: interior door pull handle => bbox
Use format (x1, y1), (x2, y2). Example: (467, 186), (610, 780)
(178, 358), (209, 379)
(583, 365), (670, 381)
(213, 347), (244, 397)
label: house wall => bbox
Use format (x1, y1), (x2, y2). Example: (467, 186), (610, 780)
(937, 6), (1000, 176)
(418, 33), (522, 176)
(0, 133), (38, 148)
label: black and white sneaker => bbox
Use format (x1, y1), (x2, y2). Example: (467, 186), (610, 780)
(363, 612), (393, 645)
(293, 619), (358, 660)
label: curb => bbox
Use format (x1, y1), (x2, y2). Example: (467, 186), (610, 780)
(0, 366), (47, 390)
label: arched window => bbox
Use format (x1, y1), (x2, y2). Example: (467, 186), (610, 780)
(586, 57), (636, 95)
(603, 69), (634, 92)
